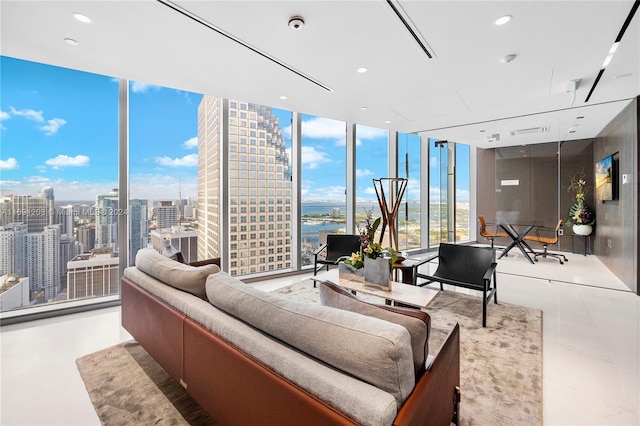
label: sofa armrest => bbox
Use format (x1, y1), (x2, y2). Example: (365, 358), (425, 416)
(189, 258), (221, 268)
(393, 323), (461, 426)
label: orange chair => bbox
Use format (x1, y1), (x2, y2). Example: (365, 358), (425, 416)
(478, 215), (507, 248)
(523, 219), (568, 264)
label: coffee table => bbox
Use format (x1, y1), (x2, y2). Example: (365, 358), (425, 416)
(311, 269), (439, 309)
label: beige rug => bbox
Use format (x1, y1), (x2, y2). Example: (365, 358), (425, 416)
(276, 280), (543, 426)
(76, 341), (216, 425)
(77, 280), (542, 425)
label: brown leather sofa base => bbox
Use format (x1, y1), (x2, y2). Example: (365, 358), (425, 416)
(121, 276), (461, 425)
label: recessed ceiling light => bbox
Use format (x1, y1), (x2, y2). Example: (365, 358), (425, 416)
(576, 116), (585, 119)
(357, 67), (368, 73)
(384, 120), (391, 124)
(495, 15), (512, 26)
(500, 54), (517, 63)
(64, 38), (79, 46)
(569, 130), (576, 134)
(279, 95), (287, 100)
(479, 129), (486, 133)
(360, 107), (367, 111)
(73, 13), (91, 23)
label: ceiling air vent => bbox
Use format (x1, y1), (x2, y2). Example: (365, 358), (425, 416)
(510, 126), (550, 136)
(486, 133), (500, 143)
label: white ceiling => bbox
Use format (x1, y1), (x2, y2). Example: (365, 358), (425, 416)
(1, 0), (638, 148)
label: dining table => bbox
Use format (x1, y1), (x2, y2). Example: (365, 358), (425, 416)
(498, 222), (537, 264)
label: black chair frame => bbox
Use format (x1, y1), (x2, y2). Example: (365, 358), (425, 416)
(313, 234), (362, 284)
(413, 243), (498, 327)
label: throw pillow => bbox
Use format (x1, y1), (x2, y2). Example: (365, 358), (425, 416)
(135, 248), (219, 299)
(318, 280), (430, 377)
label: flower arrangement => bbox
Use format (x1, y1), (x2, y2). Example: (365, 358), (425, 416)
(358, 208), (396, 265)
(342, 251), (364, 269)
(566, 172), (595, 226)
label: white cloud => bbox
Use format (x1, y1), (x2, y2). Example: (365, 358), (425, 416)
(301, 117), (346, 139)
(131, 81), (160, 93)
(182, 137), (198, 150)
(0, 158), (19, 170)
(301, 182), (346, 201)
(45, 154), (90, 169)
(356, 168), (374, 178)
(0, 110), (10, 121)
(40, 118), (66, 136)
(301, 146), (330, 169)
(155, 153), (198, 167)
(0, 180), (21, 186)
(8, 107), (66, 135)
(26, 176), (51, 183)
(9, 106), (44, 122)
(356, 125), (388, 140)
(129, 173), (197, 200)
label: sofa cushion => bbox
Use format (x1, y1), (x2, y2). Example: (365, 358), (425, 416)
(135, 248), (219, 299)
(206, 272), (415, 408)
(318, 280), (430, 377)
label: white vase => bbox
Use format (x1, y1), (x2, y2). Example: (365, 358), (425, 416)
(364, 257), (392, 291)
(573, 224), (593, 236)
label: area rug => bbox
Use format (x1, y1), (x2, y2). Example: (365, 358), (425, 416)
(276, 280), (543, 426)
(76, 341), (216, 425)
(77, 281), (541, 426)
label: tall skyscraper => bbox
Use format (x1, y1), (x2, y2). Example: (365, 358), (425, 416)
(77, 224), (96, 252)
(1, 223), (61, 302)
(95, 190), (119, 250)
(38, 186), (55, 226)
(198, 96), (292, 276)
(129, 199), (149, 265)
(156, 201), (178, 230)
(197, 96), (221, 264)
(55, 205), (77, 237)
(10, 194), (49, 232)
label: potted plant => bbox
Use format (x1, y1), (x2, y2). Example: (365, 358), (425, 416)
(359, 214), (397, 290)
(566, 172), (595, 235)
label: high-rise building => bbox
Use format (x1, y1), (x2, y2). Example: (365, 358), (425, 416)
(0, 198), (13, 227)
(129, 199), (149, 265)
(156, 201), (178, 230)
(10, 194), (49, 233)
(38, 186), (55, 226)
(77, 224), (96, 252)
(150, 225), (198, 264)
(95, 190), (119, 250)
(55, 205), (77, 237)
(0, 223), (27, 277)
(197, 96), (292, 276)
(66, 251), (119, 300)
(1, 223), (61, 301)
(197, 96), (221, 264)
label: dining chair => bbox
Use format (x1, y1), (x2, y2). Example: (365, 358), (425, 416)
(523, 219), (568, 264)
(478, 215), (507, 249)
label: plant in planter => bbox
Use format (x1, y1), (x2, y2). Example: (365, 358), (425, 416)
(566, 172), (595, 235)
(359, 213), (397, 290)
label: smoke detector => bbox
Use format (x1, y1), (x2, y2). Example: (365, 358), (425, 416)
(288, 16), (305, 30)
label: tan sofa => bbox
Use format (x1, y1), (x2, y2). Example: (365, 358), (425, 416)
(122, 248), (460, 425)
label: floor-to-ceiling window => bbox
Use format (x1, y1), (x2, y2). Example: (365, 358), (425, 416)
(0, 56), (118, 313)
(355, 124), (389, 242)
(397, 132), (421, 252)
(1, 56), (476, 319)
(429, 138), (449, 246)
(300, 114), (346, 266)
(456, 144), (471, 241)
(129, 81), (201, 266)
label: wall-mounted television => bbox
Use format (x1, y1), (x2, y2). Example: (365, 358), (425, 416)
(595, 153), (618, 201)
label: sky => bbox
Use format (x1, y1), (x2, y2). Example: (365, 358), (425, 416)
(1, 55), (469, 203)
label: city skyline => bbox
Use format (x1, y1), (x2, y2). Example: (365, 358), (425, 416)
(1, 56), (470, 204)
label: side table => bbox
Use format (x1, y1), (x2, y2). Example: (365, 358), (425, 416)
(571, 234), (591, 256)
(391, 258), (421, 284)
